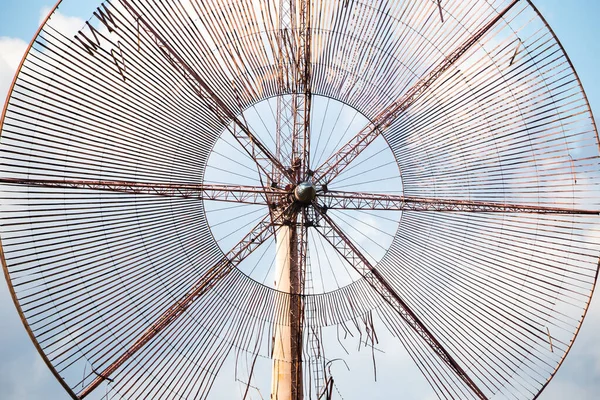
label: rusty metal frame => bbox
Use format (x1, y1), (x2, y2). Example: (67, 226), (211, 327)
(120, 0), (293, 186)
(525, 1), (600, 397)
(312, 205), (488, 399)
(78, 207), (288, 398)
(0, 177), (286, 205)
(0, 0), (598, 399)
(311, 0), (521, 185)
(319, 190), (600, 214)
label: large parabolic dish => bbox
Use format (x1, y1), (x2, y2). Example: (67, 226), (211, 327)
(1, 1), (599, 399)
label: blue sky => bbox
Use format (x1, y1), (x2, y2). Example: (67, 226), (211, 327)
(1, 1), (599, 399)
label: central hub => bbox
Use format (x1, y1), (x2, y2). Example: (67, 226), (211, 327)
(294, 182), (317, 204)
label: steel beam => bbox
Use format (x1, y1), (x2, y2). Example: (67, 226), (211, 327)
(0, 178), (286, 206)
(293, 0), (312, 181)
(319, 190), (600, 214)
(311, 0), (521, 185)
(77, 208), (287, 398)
(312, 206), (488, 399)
(120, 0), (293, 185)
(275, 0), (312, 183)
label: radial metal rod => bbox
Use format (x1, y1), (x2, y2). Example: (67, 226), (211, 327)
(311, 0), (522, 185)
(319, 190), (600, 214)
(119, 0), (293, 185)
(77, 209), (286, 399)
(312, 206), (488, 400)
(0, 178), (286, 205)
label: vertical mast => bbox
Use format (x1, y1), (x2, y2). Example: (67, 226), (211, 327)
(272, 1), (297, 394)
(275, 0), (312, 179)
(273, 0), (311, 398)
(272, 216), (303, 400)
(272, 224), (292, 400)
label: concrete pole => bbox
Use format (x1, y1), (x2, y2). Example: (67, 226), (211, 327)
(272, 225), (292, 399)
(271, 222), (303, 400)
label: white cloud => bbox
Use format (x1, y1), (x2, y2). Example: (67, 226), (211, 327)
(0, 36), (27, 112)
(0, 7), (85, 113)
(0, 37), (26, 69)
(39, 7), (85, 39)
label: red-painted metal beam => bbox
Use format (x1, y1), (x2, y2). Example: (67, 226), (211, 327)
(77, 208), (287, 398)
(312, 206), (488, 399)
(319, 190), (600, 214)
(120, 0), (293, 185)
(311, 0), (521, 185)
(0, 178), (287, 205)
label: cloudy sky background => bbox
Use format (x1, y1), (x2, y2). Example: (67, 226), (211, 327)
(1, 0), (599, 399)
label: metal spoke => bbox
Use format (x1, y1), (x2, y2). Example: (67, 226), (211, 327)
(311, 206), (488, 400)
(311, 0), (521, 185)
(77, 208), (289, 398)
(319, 190), (600, 215)
(119, 0), (293, 185)
(0, 178), (287, 206)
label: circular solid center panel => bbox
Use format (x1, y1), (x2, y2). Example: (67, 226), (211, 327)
(294, 182), (317, 204)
